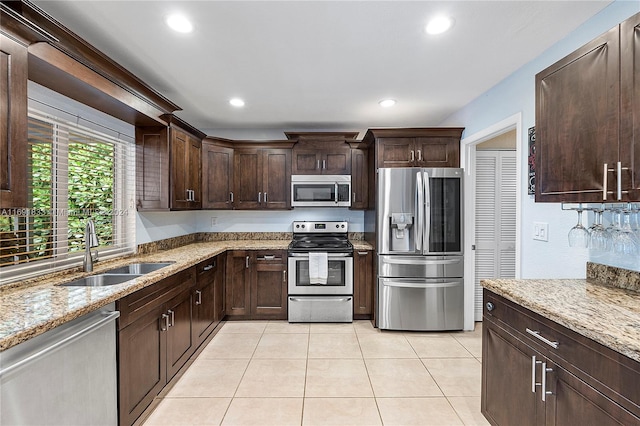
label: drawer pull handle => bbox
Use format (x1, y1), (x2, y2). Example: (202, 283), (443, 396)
(526, 328), (559, 349)
(357, 251), (369, 256)
(203, 265), (213, 271)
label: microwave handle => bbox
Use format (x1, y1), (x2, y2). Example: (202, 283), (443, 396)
(335, 182), (339, 204)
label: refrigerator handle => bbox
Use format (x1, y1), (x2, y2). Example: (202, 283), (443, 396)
(423, 171), (431, 254)
(415, 171), (423, 251)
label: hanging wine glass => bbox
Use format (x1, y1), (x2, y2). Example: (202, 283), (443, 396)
(568, 208), (589, 248)
(588, 209), (609, 252)
(613, 210), (639, 256)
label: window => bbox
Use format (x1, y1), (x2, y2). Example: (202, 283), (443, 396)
(0, 109), (136, 284)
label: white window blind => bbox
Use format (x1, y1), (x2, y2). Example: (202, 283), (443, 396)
(0, 108), (136, 284)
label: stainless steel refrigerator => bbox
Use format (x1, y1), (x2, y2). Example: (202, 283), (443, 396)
(375, 167), (464, 331)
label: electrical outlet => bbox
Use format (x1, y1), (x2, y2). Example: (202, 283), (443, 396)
(533, 222), (549, 241)
(211, 217), (218, 227)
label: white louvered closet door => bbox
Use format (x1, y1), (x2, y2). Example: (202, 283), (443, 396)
(475, 150), (517, 321)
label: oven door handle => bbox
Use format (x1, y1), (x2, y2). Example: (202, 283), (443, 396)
(290, 297), (352, 302)
(289, 252), (351, 258)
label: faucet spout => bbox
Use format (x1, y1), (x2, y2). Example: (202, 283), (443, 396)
(83, 219), (99, 272)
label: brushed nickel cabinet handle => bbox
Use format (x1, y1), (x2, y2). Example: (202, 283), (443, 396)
(417, 150), (422, 161)
(317, 160), (320, 169)
(258, 192), (262, 203)
(167, 310), (175, 327)
(410, 150), (415, 162)
(323, 160), (326, 169)
(161, 313), (169, 331)
(195, 290), (202, 305)
(541, 362), (553, 402)
(283, 270), (286, 283)
(526, 328), (559, 349)
(264, 192), (268, 203)
(246, 255), (249, 269)
(230, 192), (234, 203)
(531, 355), (542, 393)
(603, 163), (608, 201)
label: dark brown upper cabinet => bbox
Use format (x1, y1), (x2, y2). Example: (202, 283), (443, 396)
(0, 34), (28, 209)
(136, 115), (205, 210)
(202, 139), (294, 210)
(535, 11), (640, 202)
(349, 142), (369, 210)
(362, 128), (463, 169)
(233, 147), (291, 210)
(286, 132), (358, 175)
(202, 140), (234, 210)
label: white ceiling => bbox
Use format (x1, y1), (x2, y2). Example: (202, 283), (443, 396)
(33, 1), (611, 138)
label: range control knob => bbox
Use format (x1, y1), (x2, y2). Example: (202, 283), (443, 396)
(336, 224), (339, 228)
(341, 224), (345, 228)
(295, 224), (300, 228)
(485, 302), (495, 312)
(301, 224), (305, 228)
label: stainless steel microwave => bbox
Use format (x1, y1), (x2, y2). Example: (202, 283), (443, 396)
(291, 175), (351, 207)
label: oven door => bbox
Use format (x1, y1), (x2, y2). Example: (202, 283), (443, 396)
(288, 253), (353, 295)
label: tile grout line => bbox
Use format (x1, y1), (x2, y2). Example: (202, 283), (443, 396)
(355, 325), (385, 425)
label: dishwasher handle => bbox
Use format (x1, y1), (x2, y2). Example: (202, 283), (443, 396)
(0, 310), (120, 378)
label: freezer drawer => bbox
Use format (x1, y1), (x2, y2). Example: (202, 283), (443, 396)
(378, 255), (463, 279)
(378, 278), (463, 331)
(288, 296), (353, 323)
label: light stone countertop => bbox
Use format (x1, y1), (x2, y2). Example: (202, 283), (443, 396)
(0, 238), (374, 351)
(482, 278), (640, 363)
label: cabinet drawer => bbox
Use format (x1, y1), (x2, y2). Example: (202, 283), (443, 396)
(484, 290), (640, 417)
(195, 256), (219, 284)
(254, 250), (286, 263)
(118, 268), (195, 329)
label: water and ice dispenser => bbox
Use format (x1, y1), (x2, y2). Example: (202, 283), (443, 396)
(390, 213), (413, 251)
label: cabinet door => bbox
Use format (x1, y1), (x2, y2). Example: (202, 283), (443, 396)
(262, 149), (291, 209)
(225, 251), (251, 316)
(292, 149), (322, 174)
(482, 319), (545, 426)
(377, 138), (416, 168)
(166, 288), (195, 380)
(170, 128), (191, 209)
(118, 304), (167, 426)
(535, 27), (620, 202)
(193, 258), (218, 345)
(621, 12), (640, 200)
(135, 126), (169, 210)
(0, 35), (28, 209)
(323, 149), (352, 174)
(214, 253), (226, 322)
(415, 137), (459, 168)
(251, 251), (287, 319)
(234, 149), (262, 209)
(202, 143), (234, 209)
(351, 148), (368, 209)
(187, 135), (201, 208)
(353, 250), (373, 316)
(545, 362), (640, 426)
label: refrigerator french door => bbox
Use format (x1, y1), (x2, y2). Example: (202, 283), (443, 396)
(376, 167), (464, 331)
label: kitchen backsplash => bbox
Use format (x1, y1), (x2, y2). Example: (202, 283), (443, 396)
(587, 262), (640, 293)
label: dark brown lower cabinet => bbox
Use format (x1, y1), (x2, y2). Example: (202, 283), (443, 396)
(353, 249), (373, 319)
(226, 250), (287, 320)
(482, 290), (640, 426)
(192, 254), (226, 346)
(117, 268), (196, 426)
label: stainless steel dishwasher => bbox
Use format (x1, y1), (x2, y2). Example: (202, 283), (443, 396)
(0, 303), (119, 426)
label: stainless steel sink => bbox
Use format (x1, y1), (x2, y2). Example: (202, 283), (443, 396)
(101, 262), (175, 275)
(59, 274), (142, 287)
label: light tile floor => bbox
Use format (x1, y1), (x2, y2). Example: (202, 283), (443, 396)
(143, 321), (489, 426)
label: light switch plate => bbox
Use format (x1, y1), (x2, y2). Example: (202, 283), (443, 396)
(533, 222), (549, 241)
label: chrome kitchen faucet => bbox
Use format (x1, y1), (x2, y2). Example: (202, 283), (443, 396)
(83, 219), (99, 272)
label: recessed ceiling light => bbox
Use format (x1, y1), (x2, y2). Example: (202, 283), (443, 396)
(166, 14), (193, 33)
(229, 98), (245, 107)
(379, 99), (396, 108)
(425, 16), (454, 35)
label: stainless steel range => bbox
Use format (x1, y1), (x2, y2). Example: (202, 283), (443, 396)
(288, 221), (354, 323)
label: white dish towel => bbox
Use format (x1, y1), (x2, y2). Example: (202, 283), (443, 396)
(308, 252), (328, 285)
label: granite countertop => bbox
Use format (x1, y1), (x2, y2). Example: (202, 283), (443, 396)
(0, 237), (374, 352)
(482, 276), (640, 363)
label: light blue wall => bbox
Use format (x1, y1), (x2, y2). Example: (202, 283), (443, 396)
(440, 1), (640, 278)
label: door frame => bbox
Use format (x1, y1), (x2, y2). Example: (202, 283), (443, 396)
(460, 113), (522, 331)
